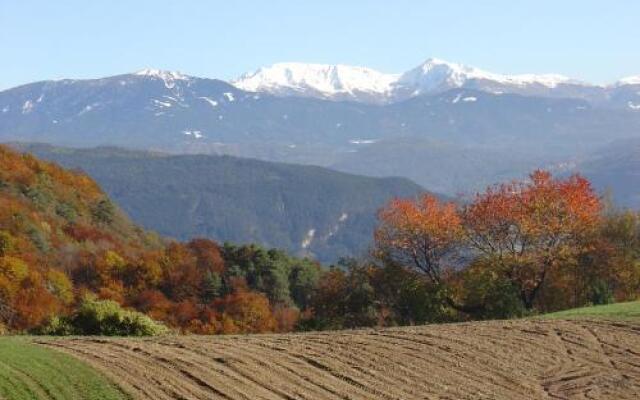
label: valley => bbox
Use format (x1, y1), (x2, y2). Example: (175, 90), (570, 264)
(13, 144), (426, 263)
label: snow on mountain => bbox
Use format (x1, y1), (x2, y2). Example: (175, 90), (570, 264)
(135, 69), (191, 89)
(616, 76), (640, 86)
(232, 63), (398, 102)
(232, 58), (591, 103)
(396, 58), (578, 94)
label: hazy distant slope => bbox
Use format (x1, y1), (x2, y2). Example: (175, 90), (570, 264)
(18, 144), (426, 262)
(576, 138), (640, 209)
(330, 137), (552, 194)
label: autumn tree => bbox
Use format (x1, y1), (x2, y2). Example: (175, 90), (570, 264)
(463, 171), (601, 309)
(375, 194), (463, 285)
(188, 238), (225, 274)
(215, 289), (276, 334)
(273, 305), (300, 332)
(160, 242), (201, 302)
(584, 210), (640, 303)
(303, 268), (348, 330)
(130, 289), (173, 321)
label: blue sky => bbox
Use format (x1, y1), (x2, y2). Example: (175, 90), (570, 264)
(1, 1), (638, 89)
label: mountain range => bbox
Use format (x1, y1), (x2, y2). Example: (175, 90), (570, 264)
(1, 57), (640, 208)
(233, 58), (640, 106)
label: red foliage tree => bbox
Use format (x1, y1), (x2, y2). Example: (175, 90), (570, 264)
(464, 171), (601, 308)
(375, 194), (463, 284)
(215, 289), (276, 334)
(188, 238), (225, 274)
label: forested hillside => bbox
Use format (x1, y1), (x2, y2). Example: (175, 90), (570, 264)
(0, 144), (321, 334)
(0, 144), (160, 331)
(17, 144), (425, 262)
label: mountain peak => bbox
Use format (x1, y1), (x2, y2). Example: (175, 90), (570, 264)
(616, 75), (640, 86)
(134, 69), (191, 89)
(232, 62), (397, 102)
(232, 58), (587, 103)
(399, 58), (577, 93)
(135, 68), (190, 80)
(416, 57), (473, 71)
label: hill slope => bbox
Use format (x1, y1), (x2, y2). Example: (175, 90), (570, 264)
(0, 144), (164, 331)
(39, 318), (640, 400)
(17, 144), (426, 262)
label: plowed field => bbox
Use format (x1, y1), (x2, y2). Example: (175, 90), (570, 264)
(38, 319), (640, 400)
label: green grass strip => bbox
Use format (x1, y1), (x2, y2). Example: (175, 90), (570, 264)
(0, 337), (130, 400)
(540, 300), (640, 320)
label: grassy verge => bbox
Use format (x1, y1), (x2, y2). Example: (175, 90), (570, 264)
(541, 300), (640, 320)
(0, 337), (130, 400)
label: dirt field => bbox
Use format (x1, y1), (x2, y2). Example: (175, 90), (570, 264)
(38, 319), (640, 400)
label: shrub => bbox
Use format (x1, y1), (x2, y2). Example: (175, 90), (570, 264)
(34, 315), (74, 335)
(72, 296), (169, 336)
(36, 296), (169, 336)
(588, 280), (615, 306)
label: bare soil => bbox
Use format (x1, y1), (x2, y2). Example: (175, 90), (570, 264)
(38, 319), (640, 399)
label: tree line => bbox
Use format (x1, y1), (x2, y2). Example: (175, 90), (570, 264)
(1, 144), (638, 335)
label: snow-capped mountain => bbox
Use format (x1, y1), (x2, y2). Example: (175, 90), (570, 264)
(393, 58), (582, 97)
(134, 68), (191, 89)
(616, 75), (640, 86)
(232, 58), (599, 103)
(232, 63), (398, 103)
(2, 65), (640, 206)
(2, 63), (639, 154)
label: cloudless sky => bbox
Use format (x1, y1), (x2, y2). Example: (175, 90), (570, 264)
(1, 1), (638, 89)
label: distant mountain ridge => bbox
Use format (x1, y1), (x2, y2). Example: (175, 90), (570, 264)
(4, 57), (638, 106)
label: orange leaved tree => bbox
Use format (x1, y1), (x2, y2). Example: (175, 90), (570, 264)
(463, 171), (601, 309)
(375, 194), (463, 285)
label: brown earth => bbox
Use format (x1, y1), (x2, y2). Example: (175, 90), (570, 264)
(37, 319), (640, 400)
